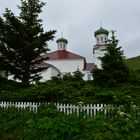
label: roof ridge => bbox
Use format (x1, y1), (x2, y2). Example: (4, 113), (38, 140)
(43, 50), (85, 59)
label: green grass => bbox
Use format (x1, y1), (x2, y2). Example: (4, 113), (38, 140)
(125, 55), (140, 71)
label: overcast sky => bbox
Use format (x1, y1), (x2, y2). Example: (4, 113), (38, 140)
(0, 0), (140, 62)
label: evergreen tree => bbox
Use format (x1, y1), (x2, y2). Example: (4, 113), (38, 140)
(0, 0), (56, 86)
(92, 31), (130, 86)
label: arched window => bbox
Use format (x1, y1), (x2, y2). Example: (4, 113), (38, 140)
(87, 73), (92, 80)
(60, 43), (63, 49)
(101, 37), (103, 42)
(63, 45), (66, 50)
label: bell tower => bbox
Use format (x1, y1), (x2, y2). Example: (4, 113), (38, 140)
(93, 26), (109, 68)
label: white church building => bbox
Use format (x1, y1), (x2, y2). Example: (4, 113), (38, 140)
(39, 26), (109, 81)
(40, 36), (96, 81)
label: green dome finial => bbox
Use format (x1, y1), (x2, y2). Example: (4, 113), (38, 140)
(94, 27), (109, 37)
(56, 34), (68, 44)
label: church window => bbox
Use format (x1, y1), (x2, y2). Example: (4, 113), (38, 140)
(63, 44), (66, 50)
(87, 73), (92, 80)
(105, 37), (108, 43)
(60, 43), (63, 49)
(101, 37), (103, 42)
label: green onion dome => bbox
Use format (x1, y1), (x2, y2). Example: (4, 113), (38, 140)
(94, 27), (109, 37)
(56, 37), (68, 44)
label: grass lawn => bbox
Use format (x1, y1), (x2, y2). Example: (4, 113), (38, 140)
(125, 55), (140, 71)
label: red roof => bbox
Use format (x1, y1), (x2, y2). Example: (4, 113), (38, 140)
(42, 50), (85, 60)
(84, 63), (97, 70)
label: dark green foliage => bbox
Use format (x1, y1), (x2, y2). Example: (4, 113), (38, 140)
(92, 31), (130, 86)
(0, 77), (22, 91)
(107, 79), (117, 87)
(0, 78), (140, 105)
(92, 69), (111, 86)
(62, 69), (84, 82)
(0, 107), (33, 140)
(0, 106), (140, 140)
(0, 0), (56, 86)
(63, 72), (73, 81)
(0, 68), (140, 105)
(135, 70), (140, 83)
(72, 69), (84, 81)
(0, 77), (140, 139)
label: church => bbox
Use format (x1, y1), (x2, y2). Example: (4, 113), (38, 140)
(39, 27), (109, 81)
(1, 27), (109, 81)
(39, 37), (96, 81)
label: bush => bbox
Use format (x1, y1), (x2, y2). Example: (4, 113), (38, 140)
(107, 79), (117, 87)
(0, 106), (140, 140)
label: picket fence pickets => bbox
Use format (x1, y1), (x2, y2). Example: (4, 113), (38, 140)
(0, 101), (40, 113)
(54, 102), (107, 115)
(0, 101), (107, 115)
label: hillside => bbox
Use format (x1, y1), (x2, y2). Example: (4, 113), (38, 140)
(125, 55), (140, 71)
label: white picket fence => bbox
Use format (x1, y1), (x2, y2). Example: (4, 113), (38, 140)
(0, 101), (39, 113)
(0, 101), (107, 115)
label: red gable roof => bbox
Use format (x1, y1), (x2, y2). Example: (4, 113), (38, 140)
(84, 63), (97, 70)
(42, 50), (85, 60)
